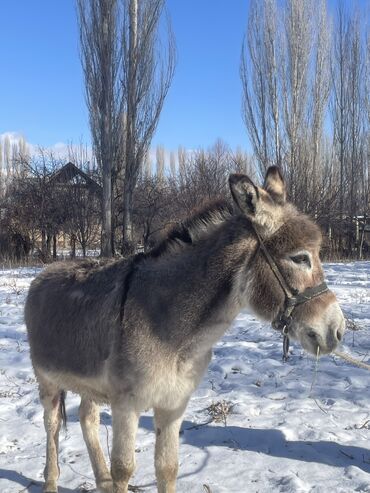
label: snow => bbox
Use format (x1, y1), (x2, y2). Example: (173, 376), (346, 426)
(0, 262), (370, 493)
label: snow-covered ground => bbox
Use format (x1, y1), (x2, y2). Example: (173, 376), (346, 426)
(0, 262), (369, 493)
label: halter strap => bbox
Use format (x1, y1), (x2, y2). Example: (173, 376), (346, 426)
(253, 228), (298, 299)
(285, 282), (329, 307)
(252, 225), (329, 361)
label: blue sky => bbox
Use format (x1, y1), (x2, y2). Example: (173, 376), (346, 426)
(0, 0), (249, 152)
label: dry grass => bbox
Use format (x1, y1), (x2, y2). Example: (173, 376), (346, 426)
(344, 311), (362, 331)
(205, 400), (235, 427)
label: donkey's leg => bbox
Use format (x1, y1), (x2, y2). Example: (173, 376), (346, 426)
(79, 398), (112, 493)
(110, 403), (139, 493)
(39, 383), (62, 493)
(153, 404), (187, 493)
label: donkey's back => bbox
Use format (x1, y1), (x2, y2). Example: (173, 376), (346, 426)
(25, 258), (128, 379)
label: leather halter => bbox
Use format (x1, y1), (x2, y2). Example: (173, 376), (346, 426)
(253, 227), (329, 361)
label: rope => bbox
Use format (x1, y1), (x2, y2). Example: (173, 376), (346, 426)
(333, 350), (370, 371)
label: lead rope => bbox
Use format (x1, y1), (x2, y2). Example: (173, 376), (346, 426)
(333, 350), (370, 371)
(283, 332), (290, 362)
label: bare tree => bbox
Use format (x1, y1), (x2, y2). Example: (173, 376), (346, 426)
(241, 0), (332, 210)
(240, 0), (271, 172)
(133, 174), (173, 250)
(331, 2), (351, 251)
(360, 28), (370, 258)
(169, 150), (176, 176)
(264, 0), (282, 170)
(280, 0), (315, 202)
(121, 0), (176, 251)
(309, 0), (331, 206)
(65, 170), (101, 258)
(77, 0), (123, 257)
(66, 143), (102, 257)
(9, 150), (64, 260)
(156, 145), (165, 180)
(0, 140), (3, 197)
(170, 140), (236, 215)
(346, 11), (366, 254)
(67, 141), (95, 171)
(18, 135), (28, 158)
(3, 135), (11, 190)
(143, 151), (152, 178)
(241, 0), (288, 175)
(178, 146), (187, 177)
(230, 147), (255, 177)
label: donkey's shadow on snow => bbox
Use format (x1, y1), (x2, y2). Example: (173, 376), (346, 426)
(138, 415), (370, 474)
(0, 469), (76, 493)
(3, 415), (370, 493)
(66, 410), (370, 475)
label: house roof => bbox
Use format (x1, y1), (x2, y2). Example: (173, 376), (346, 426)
(49, 162), (102, 193)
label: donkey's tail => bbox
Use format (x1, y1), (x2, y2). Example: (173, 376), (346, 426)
(60, 390), (67, 429)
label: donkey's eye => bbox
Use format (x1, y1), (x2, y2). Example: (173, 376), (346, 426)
(290, 254), (311, 268)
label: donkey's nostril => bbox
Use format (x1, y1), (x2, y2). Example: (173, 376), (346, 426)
(308, 331), (316, 340)
(336, 329), (342, 342)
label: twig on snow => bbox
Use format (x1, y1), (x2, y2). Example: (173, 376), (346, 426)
(128, 485), (145, 492)
(18, 481), (38, 492)
(340, 449), (354, 460)
(180, 419), (213, 434)
(311, 396), (328, 414)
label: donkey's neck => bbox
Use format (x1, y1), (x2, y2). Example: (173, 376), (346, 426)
(188, 220), (258, 356)
(141, 215), (258, 358)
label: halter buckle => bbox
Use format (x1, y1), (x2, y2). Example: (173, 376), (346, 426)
(274, 313), (292, 334)
(273, 313), (292, 362)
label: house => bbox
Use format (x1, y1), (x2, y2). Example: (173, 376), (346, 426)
(49, 161), (102, 194)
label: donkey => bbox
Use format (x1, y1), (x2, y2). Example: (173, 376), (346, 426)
(25, 167), (345, 493)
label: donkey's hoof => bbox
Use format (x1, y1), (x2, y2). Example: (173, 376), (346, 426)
(97, 478), (113, 493)
(43, 480), (58, 493)
(112, 482), (129, 493)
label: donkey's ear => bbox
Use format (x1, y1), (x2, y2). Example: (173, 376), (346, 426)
(263, 166), (286, 204)
(229, 174), (259, 215)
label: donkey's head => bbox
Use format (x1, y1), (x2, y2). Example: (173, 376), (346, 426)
(229, 167), (345, 355)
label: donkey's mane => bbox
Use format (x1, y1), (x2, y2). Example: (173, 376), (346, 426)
(148, 199), (233, 259)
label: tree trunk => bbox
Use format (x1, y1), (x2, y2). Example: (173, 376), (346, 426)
(101, 168), (112, 257)
(358, 215), (366, 260)
(46, 233), (52, 257)
(122, 0), (137, 252)
(52, 234), (57, 260)
(77, 0), (118, 259)
(41, 229), (47, 258)
(70, 234), (76, 259)
(122, 180), (134, 253)
(111, 209), (116, 256)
